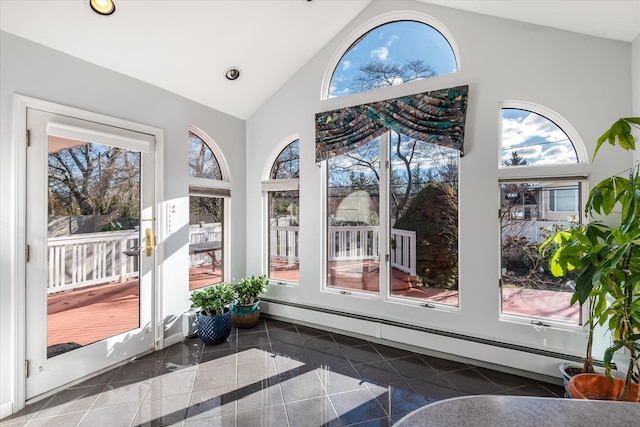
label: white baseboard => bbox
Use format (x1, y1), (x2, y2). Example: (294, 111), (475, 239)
(163, 332), (185, 348)
(0, 401), (14, 420)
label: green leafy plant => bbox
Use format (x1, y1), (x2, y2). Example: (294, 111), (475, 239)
(233, 275), (268, 305)
(541, 117), (640, 401)
(189, 283), (234, 316)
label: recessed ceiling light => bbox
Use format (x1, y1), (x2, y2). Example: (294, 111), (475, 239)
(89, 0), (116, 16)
(225, 67), (241, 81)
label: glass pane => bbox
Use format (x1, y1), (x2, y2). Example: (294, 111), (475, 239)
(270, 140), (299, 179)
(500, 181), (581, 324)
(327, 139), (380, 293)
(189, 195), (224, 290)
(269, 190), (300, 282)
(329, 20), (457, 98)
(501, 109), (578, 167)
(47, 137), (141, 357)
(189, 132), (222, 179)
(389, 132), (459, 306)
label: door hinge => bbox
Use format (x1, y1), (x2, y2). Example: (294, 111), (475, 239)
(385, 160), (389, 168)
(25, 360), (29, 378)
(26, 129), (30, 147)
(25, 244), (30, 263)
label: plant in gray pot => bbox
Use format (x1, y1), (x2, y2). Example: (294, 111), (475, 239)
(189, 283), (235, 345)
(230, 275), (268, 328)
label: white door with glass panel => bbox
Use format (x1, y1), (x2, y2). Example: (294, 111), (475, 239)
(25, 108), (156, 399)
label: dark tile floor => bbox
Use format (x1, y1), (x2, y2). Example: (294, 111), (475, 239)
(2, 317), (564, 426)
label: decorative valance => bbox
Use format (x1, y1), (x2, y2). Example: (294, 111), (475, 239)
(315, 85), (468, 163)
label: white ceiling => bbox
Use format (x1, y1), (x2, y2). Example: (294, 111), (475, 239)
(1, 0), (639, 120)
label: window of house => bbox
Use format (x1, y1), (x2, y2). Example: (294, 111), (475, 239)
(263, 140), (300, 283)
(328, 20), (458, 99)
(188, 130), (230, 290)
(498, 105), (586, 325)
(549, 187), (578, 212)
(500, 108), (581, 168)
(318, 86), (468, 306)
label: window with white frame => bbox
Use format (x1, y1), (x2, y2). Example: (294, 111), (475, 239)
(498, 106), (586, 325)
(188, 130), (230, 290)
(328, 20), (458, 99)
(263, 140), (300, 283)
(317, 84), (468, 305)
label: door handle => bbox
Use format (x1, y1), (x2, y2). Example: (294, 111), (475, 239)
(145, 227), (154, 256)
(141, 218), (155, 256)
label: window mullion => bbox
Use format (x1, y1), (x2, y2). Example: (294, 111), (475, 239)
(379, 132), (390, 299)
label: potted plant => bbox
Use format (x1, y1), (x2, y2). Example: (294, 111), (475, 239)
(230, 275), (268, 328)
(542, 117), (640, 401)
(189, 282), (235, 344)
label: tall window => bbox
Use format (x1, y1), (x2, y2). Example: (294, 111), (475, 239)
(264, 140), (300, 283)
(326, 132), (460, 306)
(188, 131), (230, 290)
(328, 20), (458, 99)
(498, 106), (585, 325)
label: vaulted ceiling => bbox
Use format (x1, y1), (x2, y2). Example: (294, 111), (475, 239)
(1, 1), (639, 119)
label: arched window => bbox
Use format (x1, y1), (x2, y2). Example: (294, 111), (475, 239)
(188, 129), (230, 290)
(263, 139), (300, 284)
(498, 104), (587, 327)
(327, 19), (458, 99)
(500, 108), (583, 168)
(189, 131), (223, 179)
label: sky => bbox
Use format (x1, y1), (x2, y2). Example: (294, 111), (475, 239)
(501, 109), (577, 167)
(329, 20), (457, 98)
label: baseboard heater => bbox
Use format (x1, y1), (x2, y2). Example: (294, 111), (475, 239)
(261, 297), (602, 366)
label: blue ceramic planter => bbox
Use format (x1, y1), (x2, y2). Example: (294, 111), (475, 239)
(197, 309), (232, 344)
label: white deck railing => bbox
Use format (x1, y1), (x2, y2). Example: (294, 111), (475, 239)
(48, 231), (139, 295)
(48, 225), (416, 294)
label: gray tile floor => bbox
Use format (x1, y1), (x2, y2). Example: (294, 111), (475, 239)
(2, 318), (564, 426)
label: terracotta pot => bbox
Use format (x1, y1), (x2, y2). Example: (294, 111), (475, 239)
(568, 373), (639, 402)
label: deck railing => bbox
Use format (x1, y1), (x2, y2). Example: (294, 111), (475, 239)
(48, 231), (139, 295)
(48, 225), (416, 294)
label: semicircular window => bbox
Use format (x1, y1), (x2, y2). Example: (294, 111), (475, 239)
(189, 131), (222, 179)
(501, 109), (578, 167)
(270, 140), (300, 179)
(329, 20), (457, 98)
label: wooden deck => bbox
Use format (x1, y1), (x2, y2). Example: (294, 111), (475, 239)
(46, 266), (578, 351)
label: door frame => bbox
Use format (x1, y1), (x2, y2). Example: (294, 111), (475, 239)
(11, 95), (165, 411)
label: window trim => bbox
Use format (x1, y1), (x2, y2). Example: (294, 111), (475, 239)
(320, 11), (461, 101)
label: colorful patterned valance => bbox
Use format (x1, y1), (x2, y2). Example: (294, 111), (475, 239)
(315, 85), (468, 163)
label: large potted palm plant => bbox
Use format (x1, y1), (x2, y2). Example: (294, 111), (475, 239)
(189, 283), (235, 344)
(542, 117), (640, 402)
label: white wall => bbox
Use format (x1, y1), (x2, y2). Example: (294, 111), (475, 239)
(633, 34), (640, 164)
(246, 0), (633, 378)
(0, 31), (246, 414)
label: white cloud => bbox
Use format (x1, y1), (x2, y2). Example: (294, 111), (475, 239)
(501, 112), (578, 166)
(342, 60), (351, 71)
(371, 46), (389, 61)
(386, 35), (398, 47)
(501, 114), (568, 150)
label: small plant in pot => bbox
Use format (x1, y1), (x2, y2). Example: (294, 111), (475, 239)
(542, 117), (640, 402)
(230, 275), (268, 328)
(189, 283), (235, 345)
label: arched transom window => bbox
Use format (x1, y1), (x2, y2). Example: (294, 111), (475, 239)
(328, 20), (458, 99)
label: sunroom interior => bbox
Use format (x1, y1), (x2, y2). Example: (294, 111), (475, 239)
(1, 0), (639, 423)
